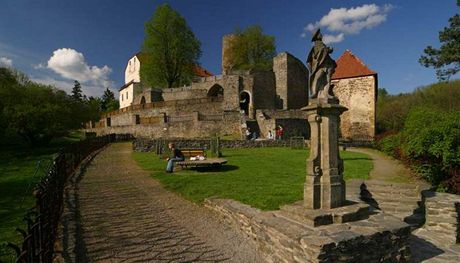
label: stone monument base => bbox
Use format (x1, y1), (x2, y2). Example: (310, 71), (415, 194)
(205, 198), (411, 263)
(278, 200), (370, 227)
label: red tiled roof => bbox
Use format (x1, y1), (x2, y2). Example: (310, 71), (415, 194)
(193, 65), (213, 77)
(332, 50), (376, 79)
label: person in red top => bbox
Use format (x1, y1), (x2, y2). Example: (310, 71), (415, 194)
(278, 125), (284, 140)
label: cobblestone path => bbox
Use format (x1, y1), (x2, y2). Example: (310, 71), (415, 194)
(66, 143), (264, 262)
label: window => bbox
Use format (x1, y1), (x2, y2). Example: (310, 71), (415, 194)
(121, 94), (123, 101)
(126, 92), (128, 100)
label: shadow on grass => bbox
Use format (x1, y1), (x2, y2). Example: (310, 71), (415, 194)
(192, 165), (239, 173)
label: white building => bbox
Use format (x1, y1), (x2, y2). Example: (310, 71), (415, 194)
(118, 52), (213, 109)
(119, 53), (144, 109)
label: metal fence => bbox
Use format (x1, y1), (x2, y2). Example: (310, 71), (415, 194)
(2, 133), (133, 263)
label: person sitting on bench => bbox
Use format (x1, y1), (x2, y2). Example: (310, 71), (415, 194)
(166, 143), (184, 173)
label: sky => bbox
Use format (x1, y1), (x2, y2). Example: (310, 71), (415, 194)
(0, 0), (458, 97)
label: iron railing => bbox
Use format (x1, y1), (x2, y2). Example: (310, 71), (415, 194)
(2, 133), (133, 263)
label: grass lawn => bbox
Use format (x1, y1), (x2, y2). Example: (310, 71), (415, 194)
(133, 147), (372, 211)
(0, 132), (83, 261)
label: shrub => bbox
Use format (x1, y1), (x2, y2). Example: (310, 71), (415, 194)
(401, 107), (460, 185)
(376, 79), (460, 134)
(376, 133), (402, 159)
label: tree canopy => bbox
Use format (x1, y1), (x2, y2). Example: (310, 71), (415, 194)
(71, 80), (83, 101)
(419, 1), (460, 81)
(140, 4), (202, 89)
(0, 67), (115, 146)
(101, 87), (119, 112)
(225, 25), (276, 71)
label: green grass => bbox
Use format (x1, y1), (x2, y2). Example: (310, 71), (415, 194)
(0, 132), (83, 261)
(133, 147), (372, 211)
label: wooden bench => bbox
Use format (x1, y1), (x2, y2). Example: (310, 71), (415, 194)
(181, 148), (206, 159)
(176, 148), (227, 169)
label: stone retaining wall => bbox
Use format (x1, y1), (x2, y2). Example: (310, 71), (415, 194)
(132, 137), (304, 152)
(205, 198), (411, 263)
(422, 191), (460, 245)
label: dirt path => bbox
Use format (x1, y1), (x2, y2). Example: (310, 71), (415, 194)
(70, 143), (264, 262)
(347, 147), (426, 185)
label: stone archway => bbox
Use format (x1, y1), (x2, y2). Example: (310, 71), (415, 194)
(239, 91), (250, 116)
(207, 84), (224, 98)
(140, 96), (146, 104)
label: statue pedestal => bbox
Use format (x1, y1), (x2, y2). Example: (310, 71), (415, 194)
(302, 100), (348, 210)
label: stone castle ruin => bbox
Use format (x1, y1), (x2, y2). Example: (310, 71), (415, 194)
(86, 36), (377, 141)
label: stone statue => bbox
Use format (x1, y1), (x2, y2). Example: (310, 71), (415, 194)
(307, 29), (337, 100)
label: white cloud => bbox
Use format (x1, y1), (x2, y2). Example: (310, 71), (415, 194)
(323, 33), (345, 44)
(301, 4), (393, 44)
(46, 48), (112, 88)
(0, 56), (13, 67)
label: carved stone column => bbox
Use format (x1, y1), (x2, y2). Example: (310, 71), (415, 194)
(303, 100), (347, 209)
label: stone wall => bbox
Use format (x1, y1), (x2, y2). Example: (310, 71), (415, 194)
(161, 86), (208, 101)
(252, 71), (276, 110)
(222, 34), (237, 74)
(332, 75), (376, 140)
(87, 117), (241, 139)
(222, 75), (241, 112)
(87, 108), (242, 139)
(422, 191), (460, 245)
(205, 198), (411, 263)
(273, 52), (309, 110)
(132, 88), (162, 105)
(256, 109), (310, 139)
(133, 137), (299, 152)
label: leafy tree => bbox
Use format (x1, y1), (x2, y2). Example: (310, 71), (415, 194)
(419, 1), (460, 80)
(101, 87), (119, 112)
(140, 4), (202, 88)
(225, 25), (276, 71)
(4, 82), (75, 146)
(71, 80), (83, 101)
(0, 67), (104, 146)
(87, 96), (103, 121)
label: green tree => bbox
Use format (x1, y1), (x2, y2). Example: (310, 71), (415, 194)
(0, 67), (103, 146)
(4, 82), (76, 146)
(101, 87), (119, 112)
(419, 1), (460, 80)
(226, 25), (276, 71)
(71, 80), (83, 101)
(140, 4), (202, 89)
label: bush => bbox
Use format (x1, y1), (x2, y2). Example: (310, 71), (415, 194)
(401, 107), (460, 185)
(376, 106), (460, 191)
(377, 80), (460, 134)
(376, 133), (402, 159)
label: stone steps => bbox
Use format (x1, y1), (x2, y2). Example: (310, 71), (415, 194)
(346, 179), (430, 227)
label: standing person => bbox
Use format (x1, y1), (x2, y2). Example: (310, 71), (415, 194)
(246, 128), (251, 140)
(267, 130), (274, 140)
(278, 125), (284, 140)
(275, 126), (280, 140)
(166, 143), (184, 173)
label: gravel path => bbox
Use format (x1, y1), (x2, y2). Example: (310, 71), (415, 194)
(69, 143), (264, 262)
(347, 147), (426, 184)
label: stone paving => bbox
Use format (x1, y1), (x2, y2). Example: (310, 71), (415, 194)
(60, 143), (264, 262)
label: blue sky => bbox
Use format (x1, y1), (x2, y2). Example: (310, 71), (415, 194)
(0, 0), (457, 96)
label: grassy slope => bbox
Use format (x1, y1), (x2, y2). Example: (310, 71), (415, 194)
(133, 147), (372, 211)
(0, 132), (83, 260)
